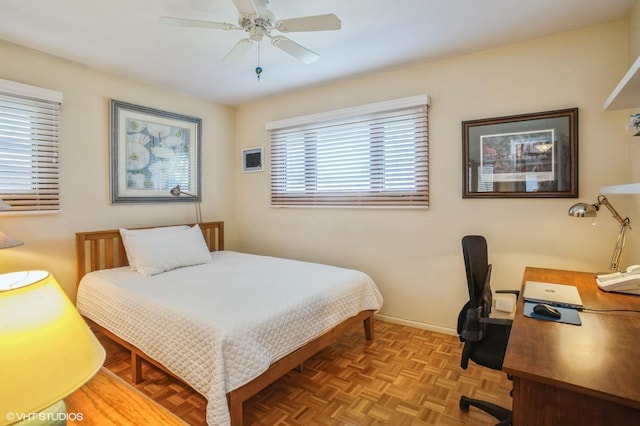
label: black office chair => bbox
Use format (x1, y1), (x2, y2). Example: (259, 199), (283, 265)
(457, 235), (516, 426)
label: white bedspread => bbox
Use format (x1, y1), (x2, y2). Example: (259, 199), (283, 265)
(76, 251), (383, 425)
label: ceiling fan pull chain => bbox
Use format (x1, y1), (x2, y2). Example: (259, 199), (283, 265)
(255, 42), (263, 81)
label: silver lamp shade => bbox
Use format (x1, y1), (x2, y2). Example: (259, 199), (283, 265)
(568, 202), (597, 218)
(169, 185), (202, 223)
(568, 195), (630, 271)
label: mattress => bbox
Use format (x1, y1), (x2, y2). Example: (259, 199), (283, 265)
(76, 250), (383, 425)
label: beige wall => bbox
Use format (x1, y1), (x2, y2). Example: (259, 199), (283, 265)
(0, 17), (636, 334)
(630, 0), (640, 57)
(0, 40), (237, 298)
(235, 20), (633, 334)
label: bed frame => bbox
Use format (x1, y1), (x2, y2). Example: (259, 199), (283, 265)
(75, 221), (375, 425)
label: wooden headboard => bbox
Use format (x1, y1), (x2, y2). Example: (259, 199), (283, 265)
(75, 221), (224, 285)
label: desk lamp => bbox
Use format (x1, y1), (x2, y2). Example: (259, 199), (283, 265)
(0, 271), (105, 426)
(568, 195), (631, 271)
(169, 184), (202, 223)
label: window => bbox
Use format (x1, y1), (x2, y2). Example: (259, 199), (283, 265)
(0, 79), (62, 213)
(267, 95), (429, 208)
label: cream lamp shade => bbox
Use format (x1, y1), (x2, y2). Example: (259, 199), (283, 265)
(0, 271), (106, 426)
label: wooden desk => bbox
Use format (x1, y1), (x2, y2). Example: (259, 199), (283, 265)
(65, 368), (186, 425)
(503, 267), (640, 425)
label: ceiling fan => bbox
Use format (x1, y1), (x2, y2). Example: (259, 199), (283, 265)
(159, 0), (341, 65)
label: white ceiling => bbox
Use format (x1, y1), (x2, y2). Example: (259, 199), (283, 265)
(0, 0), (635, 106)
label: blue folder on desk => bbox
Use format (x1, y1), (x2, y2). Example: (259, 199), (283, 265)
(523, 302), (582, 325)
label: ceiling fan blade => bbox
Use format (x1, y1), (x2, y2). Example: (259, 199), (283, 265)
(270, 36), (319, 64)
(275, 14), (341, 33)
(224, 39), (253, 62)
(159, 16), (236, 30)
(232, 0), (257, 16)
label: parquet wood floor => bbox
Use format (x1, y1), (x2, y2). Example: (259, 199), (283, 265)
(98, 320), (512, 425)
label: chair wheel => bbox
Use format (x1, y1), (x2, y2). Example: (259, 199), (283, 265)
(459, 397), (470, 411)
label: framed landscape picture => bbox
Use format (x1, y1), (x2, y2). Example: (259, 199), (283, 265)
(462, 108), (578, 198)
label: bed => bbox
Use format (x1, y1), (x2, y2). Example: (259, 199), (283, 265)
(75, 221), (383, 425)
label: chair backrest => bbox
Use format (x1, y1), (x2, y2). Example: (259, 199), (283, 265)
(458, 235), (513, 373)
(462, 235), (492, 314)
(458, 235), (494, 344)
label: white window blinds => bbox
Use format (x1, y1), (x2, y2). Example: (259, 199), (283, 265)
(267, 95), (429, 208)
(0, 79), (62, 213)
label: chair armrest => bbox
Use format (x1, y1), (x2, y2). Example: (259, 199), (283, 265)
(480, 317), (513, 326)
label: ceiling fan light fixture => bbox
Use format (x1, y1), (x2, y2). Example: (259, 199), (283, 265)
(249, 26), (266, 41)
(239, 17), (253, 29)
(161, 0), (340, 68)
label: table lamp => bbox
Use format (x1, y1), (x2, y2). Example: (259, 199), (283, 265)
(568, 195), (631, 271)
(169, 184), (202, 223)
(0, 271), (106, 426)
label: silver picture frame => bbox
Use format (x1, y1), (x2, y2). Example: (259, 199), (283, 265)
(110, 100), (202, 203)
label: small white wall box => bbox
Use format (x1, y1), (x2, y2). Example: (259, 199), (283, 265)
(242, 147), (263, 172)
(494, 294), (516, 313)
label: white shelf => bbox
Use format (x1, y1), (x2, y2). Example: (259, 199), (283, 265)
(600, 58), (640, 192)
(603, 55), (640, 111)
(600, 183), (640, 194)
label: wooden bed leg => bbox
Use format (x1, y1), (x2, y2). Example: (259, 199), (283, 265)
(363, 312), (374, 341)
(227, 394), (243, 426)
(132, 352), (143, 384)
(297, 363), (304, 372)
(224, 309), (375, 425)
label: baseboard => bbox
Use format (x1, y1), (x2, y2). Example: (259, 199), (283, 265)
(374, 313), (457, 336)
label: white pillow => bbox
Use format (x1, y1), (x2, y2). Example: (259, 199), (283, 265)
(119, 225), (190, 271)
(121, 224), (212, 276)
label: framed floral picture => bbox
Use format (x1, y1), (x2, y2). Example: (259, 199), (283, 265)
(110, 100), (201, 203)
